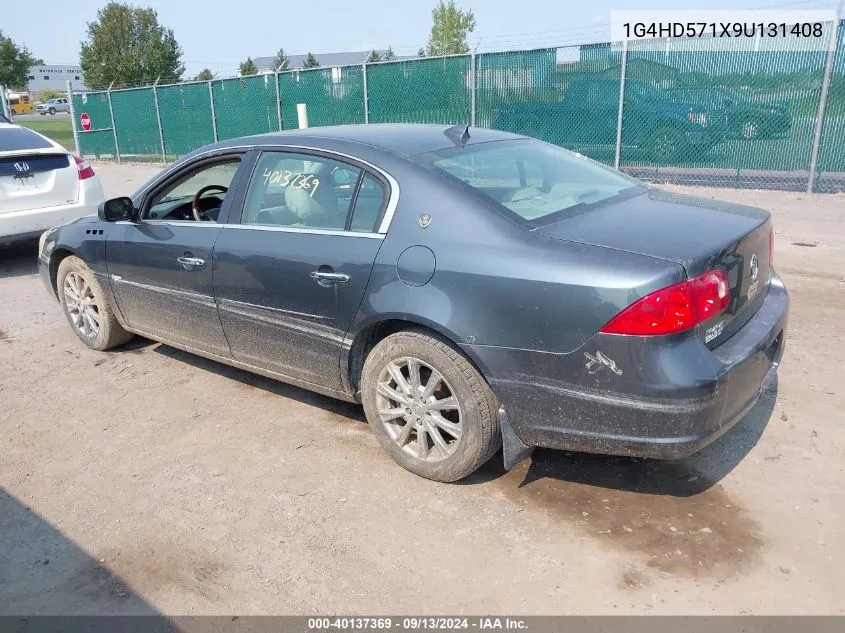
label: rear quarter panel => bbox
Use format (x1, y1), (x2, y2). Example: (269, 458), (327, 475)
(350, 161), (685, 356)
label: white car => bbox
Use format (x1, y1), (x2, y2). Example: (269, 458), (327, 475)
(0, 118), (104, 245)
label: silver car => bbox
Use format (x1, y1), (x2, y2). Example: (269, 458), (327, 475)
(36, 98), (70, 115)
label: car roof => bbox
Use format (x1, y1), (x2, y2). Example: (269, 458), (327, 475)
(208, 124), (525, 159)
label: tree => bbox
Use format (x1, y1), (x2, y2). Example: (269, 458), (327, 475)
(239, 57), (257, 76)
(383, 46), (396, 61)
(0, 31), (41, 90)
(426, 0), (476, 56)
(35, 88), (64, 103)
(417, 47), (426, 57)
(272, 48), (289, 71)
(80, 2), (184, 89)
(366, 50), (382, 63)
(194, 68), (213, 81)
(302, 52), (320, 69)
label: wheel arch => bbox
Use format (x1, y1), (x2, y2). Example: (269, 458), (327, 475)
(344, 315), (491, 400)
(48, 247), (81, 298)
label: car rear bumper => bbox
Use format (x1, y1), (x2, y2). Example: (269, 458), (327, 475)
(0, 178), (104, 244)
(467, 272), (788, 461)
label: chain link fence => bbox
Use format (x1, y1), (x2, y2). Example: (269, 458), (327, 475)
(69, 20), (845, 192)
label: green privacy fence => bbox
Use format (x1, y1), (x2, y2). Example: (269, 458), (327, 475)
(277, 66), (365, 129)
(367, 55), (472, 124)
(70, 20), (845, 192)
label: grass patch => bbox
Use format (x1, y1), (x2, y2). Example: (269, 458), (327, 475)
(18, 117), (75, 152)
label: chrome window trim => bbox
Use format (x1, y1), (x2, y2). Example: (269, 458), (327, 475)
(115, 220), (221, 228)
(131, 143), (400, 235)
(221, 224), (384, 239)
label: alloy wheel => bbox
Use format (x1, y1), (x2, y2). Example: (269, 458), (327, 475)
(375, 357), (463, 463)
(741, 121), (759, 140)
(63, 272), (101, 340)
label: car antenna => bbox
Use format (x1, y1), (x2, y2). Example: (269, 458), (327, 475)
(444, 124), (470, 148)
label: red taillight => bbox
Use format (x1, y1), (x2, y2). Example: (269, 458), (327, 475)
(769, 226), (774, 268)
(600, 269), (729, 336)
(73, 155), (95, 180)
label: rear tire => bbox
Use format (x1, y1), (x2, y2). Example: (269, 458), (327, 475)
(57, 256), (133, 351)
(361, 329), (501, 482)
(740, 119), (760, 140)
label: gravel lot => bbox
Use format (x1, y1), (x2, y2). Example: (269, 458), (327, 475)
(1, 163), (843, 615)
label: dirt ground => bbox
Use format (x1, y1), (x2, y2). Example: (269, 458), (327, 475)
(1, 163), (843, 615)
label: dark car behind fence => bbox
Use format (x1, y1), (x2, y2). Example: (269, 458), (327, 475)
(69, 20), (845, 193)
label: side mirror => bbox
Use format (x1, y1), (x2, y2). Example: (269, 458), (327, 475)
(98, 197), (134, 222)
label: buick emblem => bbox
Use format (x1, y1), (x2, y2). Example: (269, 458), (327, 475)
(750, 253), (759, 281)
(14, 162), (30, 173)
(418, 213), (432, 229)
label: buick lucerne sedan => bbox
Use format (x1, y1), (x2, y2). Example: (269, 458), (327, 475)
(38, 124), (788, 482)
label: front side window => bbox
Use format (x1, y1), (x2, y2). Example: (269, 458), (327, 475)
(145, 159), (241, 222)
(415, 139), (644, 224)
(242, 151), (386, 232)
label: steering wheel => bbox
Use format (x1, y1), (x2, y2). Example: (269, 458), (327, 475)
(192, 185), (228, 221)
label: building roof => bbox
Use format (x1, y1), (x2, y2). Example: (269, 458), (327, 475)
(253, 50), (412, 71)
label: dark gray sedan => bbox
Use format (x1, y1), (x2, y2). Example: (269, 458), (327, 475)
(37, 124), (788, 482)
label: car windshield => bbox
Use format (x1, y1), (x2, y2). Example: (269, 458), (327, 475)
(415, 139), (645, 223)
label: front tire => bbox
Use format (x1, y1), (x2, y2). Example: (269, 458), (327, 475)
(57, 256), (133, 351)
(648, 124), (689, 162)
(361, 330), (501, 482)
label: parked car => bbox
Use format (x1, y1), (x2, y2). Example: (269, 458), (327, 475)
(491, 79), (728, 161)
(36, 98), (71, 115)
(0, 120), (104, 245)
(666, 87), (792, 140)
(38, 124), (787, 482)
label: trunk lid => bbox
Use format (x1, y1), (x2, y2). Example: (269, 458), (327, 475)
(534, 188), (772, 346)
(0, 125), (79, 214)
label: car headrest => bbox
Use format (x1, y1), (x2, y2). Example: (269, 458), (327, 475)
(285, 171), (339, 226)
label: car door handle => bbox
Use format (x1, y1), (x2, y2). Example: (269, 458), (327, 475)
(310, 270), (350, 286)
(177, 256), (206, 269)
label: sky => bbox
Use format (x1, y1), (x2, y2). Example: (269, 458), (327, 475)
(4, 0), (843, 77)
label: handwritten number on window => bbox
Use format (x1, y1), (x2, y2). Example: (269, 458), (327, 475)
(263, 168), (320, 198)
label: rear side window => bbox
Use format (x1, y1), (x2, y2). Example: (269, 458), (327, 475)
(349, 173), (387, 232)
(242, 151), (386, 232)
(0, 127), (54, 152)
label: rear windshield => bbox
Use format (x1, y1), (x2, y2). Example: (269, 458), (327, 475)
(414, 139), (644, 224)
(0, 126), (54, 152)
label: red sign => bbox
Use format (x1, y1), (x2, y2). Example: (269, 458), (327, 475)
(80, 112), (91, 132)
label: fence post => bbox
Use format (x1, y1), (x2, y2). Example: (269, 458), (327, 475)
(275, 71), (283, 131)
(614, 39), (629, 171)
(208, 80), (219, 142)
(152, 82), (166, 162)
(0, 85), (11, 120)
(66, 81), (81, 155)
(106, 85), (121, 163)
(362, 63), (370, 124)
(470, 52), (477, 127)
(807, 19), (839, 193)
